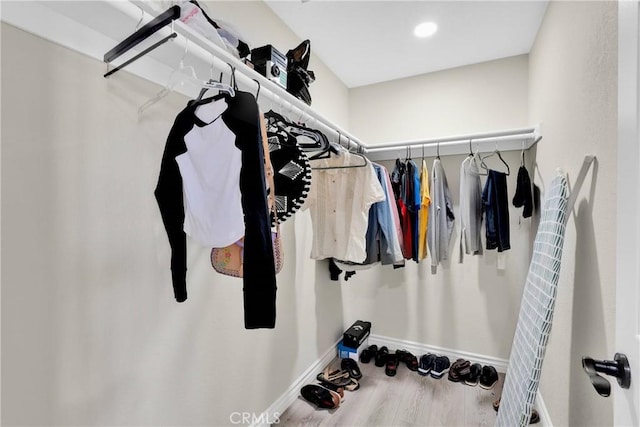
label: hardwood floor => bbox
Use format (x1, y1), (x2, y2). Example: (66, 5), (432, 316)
(277, 357), (504, 427)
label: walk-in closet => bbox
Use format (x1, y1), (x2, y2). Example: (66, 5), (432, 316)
(2, 1), (638, 427)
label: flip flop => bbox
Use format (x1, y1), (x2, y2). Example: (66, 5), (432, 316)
(316, 368), (351, 387)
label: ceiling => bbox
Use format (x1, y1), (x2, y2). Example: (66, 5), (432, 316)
(264, 1), (548, 88)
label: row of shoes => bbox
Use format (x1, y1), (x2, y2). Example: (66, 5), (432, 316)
(360, 345), (499, 389)
(360, 345), (420, 377)
(300, 358), (362, 410)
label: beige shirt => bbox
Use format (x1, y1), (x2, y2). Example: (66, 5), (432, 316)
(306, 148), (385, 263)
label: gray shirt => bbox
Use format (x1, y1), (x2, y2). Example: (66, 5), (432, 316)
(428, 158), (455, 273)
(459, 155), (484, 262)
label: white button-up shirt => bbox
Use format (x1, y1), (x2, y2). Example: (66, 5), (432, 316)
(306, 149), (385, 263)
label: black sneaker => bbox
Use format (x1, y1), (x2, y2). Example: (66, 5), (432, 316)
(430, 356), (450, 379)
(479, 365), (499, 389)
(418, 353), (437, 376)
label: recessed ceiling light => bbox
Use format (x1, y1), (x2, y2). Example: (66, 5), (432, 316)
(414, 22), (438, 38)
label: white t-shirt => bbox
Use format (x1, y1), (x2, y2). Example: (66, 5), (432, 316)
(175, 99), (244, 247)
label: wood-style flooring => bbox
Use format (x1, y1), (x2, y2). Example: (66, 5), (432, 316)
(277, 357), (504, 427)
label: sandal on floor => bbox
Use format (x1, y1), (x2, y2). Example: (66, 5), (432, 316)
(316, 384), (343, 406)
(317, 381), (344, 399)
(300, 384), (338, 409)
(448, 359), (472, 382)
(359, 345), (378, 364)
(316, 368), (351, 387)
(341, 357), (362, 379)
(385, 353), (399, 377)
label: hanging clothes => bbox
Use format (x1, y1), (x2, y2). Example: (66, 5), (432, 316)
(459, 155), (484, 261)
(155, 91), (277, 329)
(417, 159), (430, 260)
(512, 165), (533, 218)
(482, 169), (511, 252)
(174, 98), (243, 248)
(365, 163), (404, 265)
(391, 159), (411, 259)
(428, 158), (455, 273)
(407, 159), (421, 262)
(306, 148), (385, 263)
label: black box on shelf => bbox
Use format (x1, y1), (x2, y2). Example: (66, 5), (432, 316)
(343, 320), (371, 349)
(251, 45), (287, 89)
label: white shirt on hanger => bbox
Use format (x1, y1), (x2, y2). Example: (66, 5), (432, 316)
(176, 99), (245, 247)
(306, 148), (385, 263)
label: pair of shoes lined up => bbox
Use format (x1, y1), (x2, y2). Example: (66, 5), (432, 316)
(300, 358), (362, 410)
(418, 353), (451, 379)
(448, 359), (499, 389)
(360, 345), (418, 377)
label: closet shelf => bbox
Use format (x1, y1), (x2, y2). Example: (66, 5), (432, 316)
(1, 0), (543, 160)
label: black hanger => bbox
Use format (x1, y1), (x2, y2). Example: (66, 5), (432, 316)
(311, 133), (367, 170)
(104, 6), (180, 78)
(436, 141), (441, 160)
(480, 147), (511, 175)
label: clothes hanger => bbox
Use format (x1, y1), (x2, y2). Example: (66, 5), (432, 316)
(311, 133), (367, 169)
(436, 141), (441, 160)
(480, 143), (511, 175)
(520, 141), (525, 167)
(194, 60), (236, 103)
(138, 38), (200, 116)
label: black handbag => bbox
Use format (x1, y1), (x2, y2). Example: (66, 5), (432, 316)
(286, 40), (315, 105)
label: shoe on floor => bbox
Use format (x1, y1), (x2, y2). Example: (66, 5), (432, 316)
(375, 346), (389, 367)
(448, 358), (471, 382)
(359, 345), (378, 364)
(418, 353), (437, 376)
(300, 384), (338, 409)
(464, 363), (482, 386)
(431, 356), (451, 379)
(396, 349), (419, 371)
(479, 365), (499, 389)
(341, 357), (362, 379)
(385, 353), (399, 377)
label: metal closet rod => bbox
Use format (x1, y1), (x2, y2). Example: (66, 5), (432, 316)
(365, 127), (539, 152)
(130, 1), (364, 150)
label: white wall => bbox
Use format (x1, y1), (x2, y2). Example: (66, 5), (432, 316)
(349, 55), (529, 144)
(343, 55), (534, 360)
(528, 2), (617, 426)
(0, 2), (349, 423)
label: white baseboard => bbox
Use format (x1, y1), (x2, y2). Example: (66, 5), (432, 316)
(251, 339), (340, 427)
(256, 334), (554, 427)
(368, 334), (509, 372)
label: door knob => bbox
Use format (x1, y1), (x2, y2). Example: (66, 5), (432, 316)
(582, 353), (631, 397)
